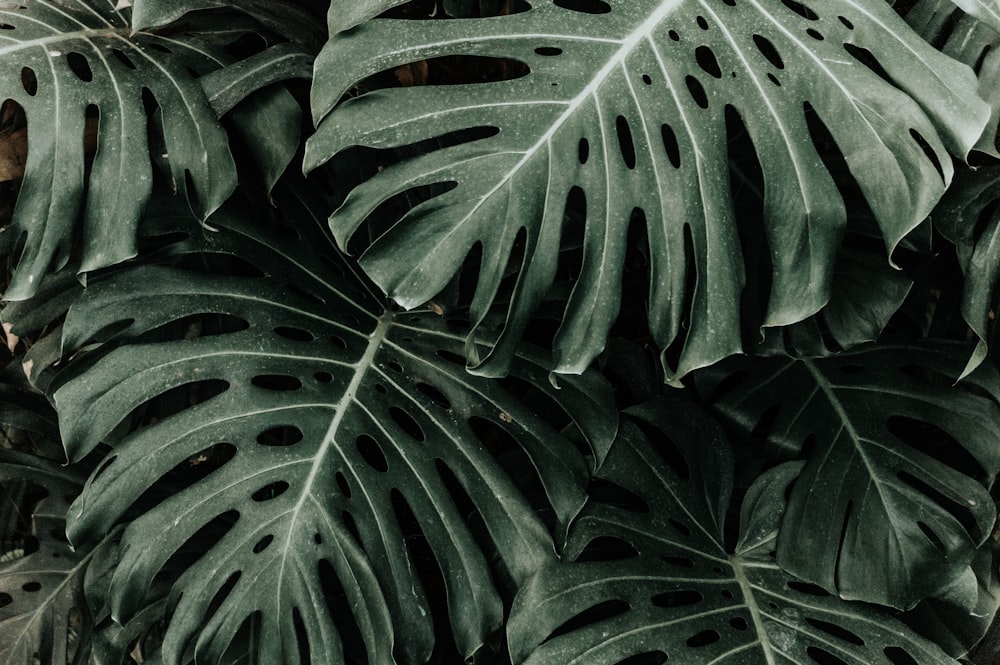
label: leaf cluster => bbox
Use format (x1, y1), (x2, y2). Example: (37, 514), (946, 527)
(0, 0), (999, 664)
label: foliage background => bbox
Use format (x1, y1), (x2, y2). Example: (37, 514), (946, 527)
(0, 0), (999, 663)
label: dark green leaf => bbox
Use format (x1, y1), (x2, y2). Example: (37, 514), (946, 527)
(54, 192), (616, 665)
(0, 0), (263, 299)
(306, 0), (988, 381)
(508, 398), (960, 665)
(697, 342), (1000, 609)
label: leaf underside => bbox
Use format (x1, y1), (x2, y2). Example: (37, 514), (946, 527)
(507, 398), (960, 665)
(53, 193), (616, 665)
(307, 0), (988, 381)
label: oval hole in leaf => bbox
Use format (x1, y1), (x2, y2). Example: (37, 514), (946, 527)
(147, 42), (173, 54)
(651, 589), (702, 608)
(390, 406), (425, 442)
(884, 647), (919, 665)
(908, 128), (945, 182)
(917, 520), (948, 554)
(335, 471), (351, 498)
(20, 67), (36, 95)
(695, 45), (722, 78)
(314, 371), (333, 384)
(686, 629), (720, 647)
(661, 555), (695, 568)
(553, 0), (611, 14)
(575, 536), (640, 562)
(257, 425), (304, 447)
(253, 534), (274, 554)
(274, 326), (314, 341)
(111, 48), (136, 70)
(615, 115), (636, 169)
(578, 137), (589, 164)
(660, 123), (681, 168)
(252, 375), (302, 392)
(534, 46), (562, 56)
(66, 52), (93, 82)
(842, 43), (895, 87)
(730, 616), (749, 630)
(21, 581), (40, 592)
(252, 481), (290, 502)
(355, 434), (389, 472)
(685, 75), (709, 109)
(618, 652), (667, 665)
(805, 618), (865, 646)
(807, 28), (824, 40)
(752, 34), (784, 69)
(436, 348), (466, 366)
(0, 593), (11, 608)
(416, 382), (451, 410)
(806, 646), (848, 665)
(545, 599), (630, 643)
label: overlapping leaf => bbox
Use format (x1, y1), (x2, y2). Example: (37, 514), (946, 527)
(306, 0), (989, 381)
(696, 342), (1000, 609)
(0, 0), (310, 300)
(53, 193), (616, 665)
(508, 398), (960, 665)
(0, 451), (98, 664)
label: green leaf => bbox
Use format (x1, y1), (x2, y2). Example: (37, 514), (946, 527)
(306, 0), (989, 381)
(53, 192), (616, 665)
(227, 86), (303, 194)
(902, 0), (1000, 156)
(757, 244), (912, 357)
(508, 398), (960, 665)
(696, 341), (1000, 609)
(947, 0), (1000, 34)
(0, 451), (94, 665)
(130, 0), (329, 49)
(0, 0), (249, 299)
(936, 165), (1000, 378)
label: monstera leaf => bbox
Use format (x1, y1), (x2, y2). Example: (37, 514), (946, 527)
(696, 341), (1000, 609)
(508, 398), (960, 665)
(935, 165), (1000, 377)
(901, 0), (1000, 156)
(0, 0), (311, 300)
(0, 450), (98, 665)
(306, 0), (989, 381)
(52, 192), (617, 665)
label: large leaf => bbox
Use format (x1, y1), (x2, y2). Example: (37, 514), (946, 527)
(696, 342), (1000, 609)
(508, 398), (960, 665)
(306, 0), (989, 381)
(53, 192), (617, 665)
(0, 0), (310, 299)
